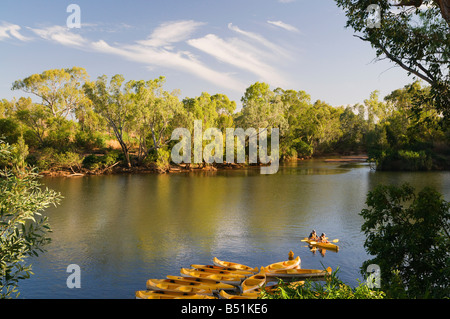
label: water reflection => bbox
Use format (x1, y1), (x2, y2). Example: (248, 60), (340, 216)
(17, 161), (450, 299)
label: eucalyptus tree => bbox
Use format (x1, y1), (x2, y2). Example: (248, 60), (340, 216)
(307, 100), (344, 153)
(274, 88), (313, 158)
(211, 93), (236, 131)
(0, 99), (15, 118)
(238, 82), (288, 134)
(83, 74), (135, 168)
(12, 67), (90, 119)
(335, 0), (450, 119)
(2, 97), (47, 147)
(131, 76), (186, 163)
(364, 90), (390, 131)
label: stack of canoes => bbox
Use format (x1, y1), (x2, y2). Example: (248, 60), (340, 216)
(135, 256), (332, 299)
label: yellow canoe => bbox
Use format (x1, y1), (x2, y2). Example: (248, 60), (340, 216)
(219, 290), (259, 299)
(136, 290), (216, 299)
(266, 267), (332, 279)
(213, 257), (258, 273)
(180, 268), (243, 286)
(241, 267), (266, 293)
(183, 267), (248, 280)
(165, 275), (236, 291)
(303, 238), (339, 251)
(265, 256), (301, 271)
(146, 279), (214, 295)
(191, 264), (254, 277)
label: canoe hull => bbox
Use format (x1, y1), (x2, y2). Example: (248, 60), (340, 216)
(190, 264), (253, 277)
(241, 268), (266, 293)
(213, 257), (258, 273)
(180, 268), (243, 286)
(165, 275), (236, 291)
(146, 279), (214, 295)
(219, 290), (259, 299)
(266, 267), (332, 279)
(266, 256), (301, 271)
(136, 290), (216, 299)
(303, 238), (339, 251)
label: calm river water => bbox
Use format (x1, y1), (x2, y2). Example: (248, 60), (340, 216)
(17, 160), (450, 299)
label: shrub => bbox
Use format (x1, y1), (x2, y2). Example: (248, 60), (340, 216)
(296, 140), (313, 158)
(375, 148), (433, 171)
(54, 151), (83, 172)
(36, 148), (83, 172)
(155, 148), (171, 172)
(43, 117), (77, 152)
(0, 140), (62, 298)
(361, 183), (450, 298)
(75, 130), (106, 151)
(260, 268), (385, 299)
(0, 118), (20, 144)
(36, 148), (56, 171)
(82, 150), (121, 171)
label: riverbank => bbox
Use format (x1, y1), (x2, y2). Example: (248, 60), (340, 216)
(38, 161), (249, 177)
(38, 152), (450, 177)
(38, 154), (371, 177)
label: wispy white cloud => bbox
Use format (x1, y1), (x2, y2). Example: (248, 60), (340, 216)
(29, 25), (87, 47)
(5, 19), (293, 94)
(278, 0), (296, 3)
(137, 20), (206, 47)
(0, 22), (32, 41)
(187, 33), (287, 87)
(227, 23), (290, 59)
(25, 21), (245, 91)
(267, 20), (300, 33)
(91, 39), (245, 92)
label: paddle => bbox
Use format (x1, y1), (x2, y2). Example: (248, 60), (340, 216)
(301, 238), (339, 243)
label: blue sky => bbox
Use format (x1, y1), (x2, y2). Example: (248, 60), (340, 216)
(0, 0), (413, 109)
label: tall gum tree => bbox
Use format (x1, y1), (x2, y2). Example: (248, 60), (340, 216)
(335, 0), (450, 119)
(12, 67), (90, 119)
(83, 74), (135, 168)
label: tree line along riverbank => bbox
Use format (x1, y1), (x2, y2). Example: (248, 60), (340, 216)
(1, 68), (449, 176)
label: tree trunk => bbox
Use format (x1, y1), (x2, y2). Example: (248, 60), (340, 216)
(435, 0), (450, 25)
(397, 0), (450, 26)
(109, 120), (132, 168)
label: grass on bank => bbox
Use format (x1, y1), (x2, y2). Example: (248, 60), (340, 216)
(259, 268), (386, 299)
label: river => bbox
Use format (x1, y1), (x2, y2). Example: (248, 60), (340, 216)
(17, 160), (450, 299)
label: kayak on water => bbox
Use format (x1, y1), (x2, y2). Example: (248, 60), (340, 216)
(265, 256), (301, 271)
(302, 238), (339, 251)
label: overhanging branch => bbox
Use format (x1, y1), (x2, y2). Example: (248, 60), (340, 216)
(394, 0), (450, 27)
(354, 35), (435, 85)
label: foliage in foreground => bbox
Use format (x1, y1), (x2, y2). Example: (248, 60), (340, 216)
(0, 140), (62, 298)
(259, 268), (385, 299)
(361, 183), (450, 298)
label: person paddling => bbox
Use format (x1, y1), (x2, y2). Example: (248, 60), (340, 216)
(319, 233), (329, 243)
(308, 230), (318, 241)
